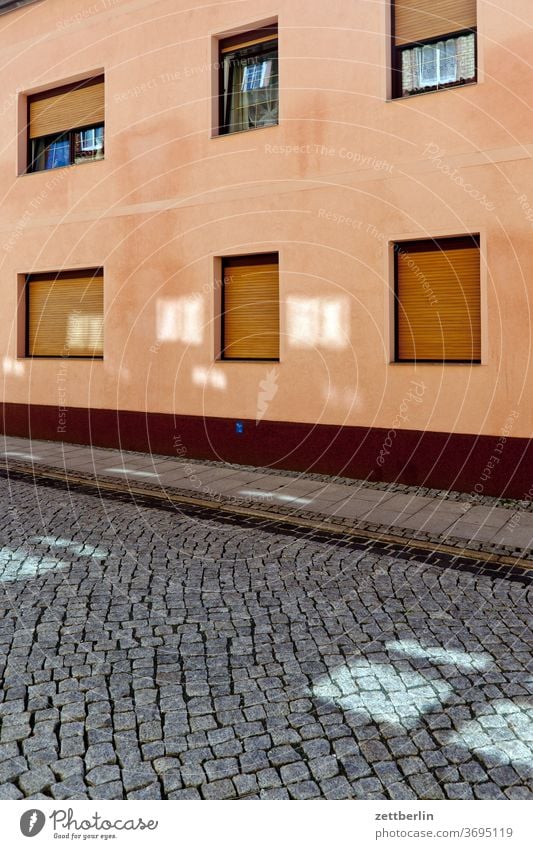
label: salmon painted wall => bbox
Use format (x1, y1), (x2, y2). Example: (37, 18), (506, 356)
(0, 0), (532, 445)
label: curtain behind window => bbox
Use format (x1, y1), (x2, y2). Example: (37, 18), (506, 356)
(401, 33), (475, 95)
(224, 46), (278, 133)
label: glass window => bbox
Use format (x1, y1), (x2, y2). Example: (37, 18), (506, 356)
(220, 35), (278, 134)
(45, 135), (71, 170)
(27, 77), (104, 172)
(440, 39), (458, 84)
(400, 33), (475, 96)
(74, 126), (104, 164)
(30, 133), (70, 172)
(29, 124), (104, 172)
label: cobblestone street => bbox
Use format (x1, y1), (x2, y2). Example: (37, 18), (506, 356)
(0, 473), (531, 801)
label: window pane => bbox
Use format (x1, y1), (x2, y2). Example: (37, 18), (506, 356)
(31, 134), (70, 171)
(242, 59), (272, 91)
(401, 33), (476, 95)
(420, 44), (438, 87)
(222, 41), (278, 133)
(456, 33), (476, 80)
(74, 125), (104, 164)
(45, 136), (71, 169)
(439, 39), (458, 84)
(30, 137), (47, 172)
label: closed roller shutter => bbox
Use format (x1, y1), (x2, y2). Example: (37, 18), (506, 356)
(394, 0), (477, 46)
(396, 237), (480, 361)
(29, 79), (104, 139)
(28, 271), (104, 357)
(223, 255), (279, 359)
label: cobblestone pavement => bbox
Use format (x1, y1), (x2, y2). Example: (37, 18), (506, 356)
(0, 474), (531, 801)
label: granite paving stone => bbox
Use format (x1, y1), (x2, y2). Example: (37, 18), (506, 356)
(50, 778), (89, 800)
(0, 467), (530, 801)
(0, 783), (24, 799)
(18, 766), (55, 796)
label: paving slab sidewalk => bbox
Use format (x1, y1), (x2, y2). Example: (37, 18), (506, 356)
(1, 435), (531, 560)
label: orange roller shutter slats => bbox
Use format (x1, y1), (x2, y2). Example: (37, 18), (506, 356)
(28, 273), (104, 358)
(223, 258), (279, 360)
(394, 0), (477, 46)
(29, 80), (104, 139)
(396, 241), (481, 361)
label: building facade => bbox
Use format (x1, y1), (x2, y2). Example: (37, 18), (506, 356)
(0, 0), (532, 498)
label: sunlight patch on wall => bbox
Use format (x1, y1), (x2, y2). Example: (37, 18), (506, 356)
(192, 367), (227, 390)
(322, 385), (361, 410)
(2, 356), (24, 376)
(156, 297), (204, 345)
(286, 296), (349, 349)
(104, 362), (131, 384)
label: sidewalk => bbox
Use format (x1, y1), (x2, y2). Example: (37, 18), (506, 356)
(1, 434), (532, 561)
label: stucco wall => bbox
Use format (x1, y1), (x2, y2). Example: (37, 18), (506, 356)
(0, 0), (532, 445)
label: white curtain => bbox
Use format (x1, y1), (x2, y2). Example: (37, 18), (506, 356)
(401, 33), (476, 95)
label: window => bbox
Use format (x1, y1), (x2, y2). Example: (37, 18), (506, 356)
(392, 1), (476, 97)
(219, 26), (278, 134)
(74, 126), (104, 163)
(221, 254), (279, 360)
(28, 77), (104, 172)
(394, 236), (481, 362)
(26, 269), (104, 358)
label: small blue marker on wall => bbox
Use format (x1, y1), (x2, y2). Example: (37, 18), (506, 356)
(235, 421), (244, 434)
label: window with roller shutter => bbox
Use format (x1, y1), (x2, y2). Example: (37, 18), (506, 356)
(26, 269), (104, 358)
(27, 76), (104, 172)
(221, 254), (280, 360)
(394, 236), (481, 363)
(392, 1), (477, 98)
